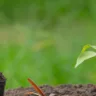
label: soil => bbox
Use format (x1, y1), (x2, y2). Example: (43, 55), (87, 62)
(0, 72), (6, 96)
(4, 84), (96, 96)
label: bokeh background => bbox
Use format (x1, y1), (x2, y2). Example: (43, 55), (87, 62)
(1, 0), (96, 89)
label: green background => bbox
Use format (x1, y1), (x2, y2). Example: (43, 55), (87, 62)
(0, 0), (96, 89)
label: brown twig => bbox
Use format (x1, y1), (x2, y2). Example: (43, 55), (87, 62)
(27, 78), (45, 96)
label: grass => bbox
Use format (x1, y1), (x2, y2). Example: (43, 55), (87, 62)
(1, 22), (96, 89)
(1, 0), (96, 90)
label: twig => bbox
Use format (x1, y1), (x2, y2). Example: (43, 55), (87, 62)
(27, 78), (45, 96)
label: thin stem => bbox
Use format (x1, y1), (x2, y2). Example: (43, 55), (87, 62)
(28, 78), (45, 96)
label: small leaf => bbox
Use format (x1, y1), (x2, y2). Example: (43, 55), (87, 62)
(75, 44), (96, 68)
(75, 51), (96, 68)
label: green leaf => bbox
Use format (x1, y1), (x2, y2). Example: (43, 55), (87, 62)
(75, 44), (96, 68)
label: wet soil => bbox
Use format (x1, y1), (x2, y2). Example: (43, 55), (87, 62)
(4, 84), (96, 96)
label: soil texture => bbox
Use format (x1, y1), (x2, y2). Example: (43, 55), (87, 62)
(4, 84), (96, 96)
(0, 72), (6, 96)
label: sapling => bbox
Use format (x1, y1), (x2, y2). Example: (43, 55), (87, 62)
(25, 44), (96, 96)
(75, 44), (96, 68)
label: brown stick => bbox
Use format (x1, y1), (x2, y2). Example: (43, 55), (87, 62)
(28, 78), (45, 96)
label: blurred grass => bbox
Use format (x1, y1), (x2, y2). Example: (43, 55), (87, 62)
(1, 0), (96, 89)
(1, 23), (96, 89)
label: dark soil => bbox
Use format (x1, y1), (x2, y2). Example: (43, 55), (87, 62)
(0, 72), (6, 96)
(4, 84), (96, 96)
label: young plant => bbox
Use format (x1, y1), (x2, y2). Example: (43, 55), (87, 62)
(75, 44), (96, 68)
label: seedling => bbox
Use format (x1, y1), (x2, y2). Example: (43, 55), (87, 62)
(25, 78), (45, 96)
(26, 44), (96, 95)
(75, 44), (96, 68)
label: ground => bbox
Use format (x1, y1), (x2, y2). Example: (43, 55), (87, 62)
(4, 84), (96, 96)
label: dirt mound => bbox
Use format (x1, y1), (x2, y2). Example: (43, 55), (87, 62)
(4, 84), (96, 96)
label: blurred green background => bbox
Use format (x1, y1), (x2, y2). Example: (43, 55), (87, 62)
(1, 0), (96, 89)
